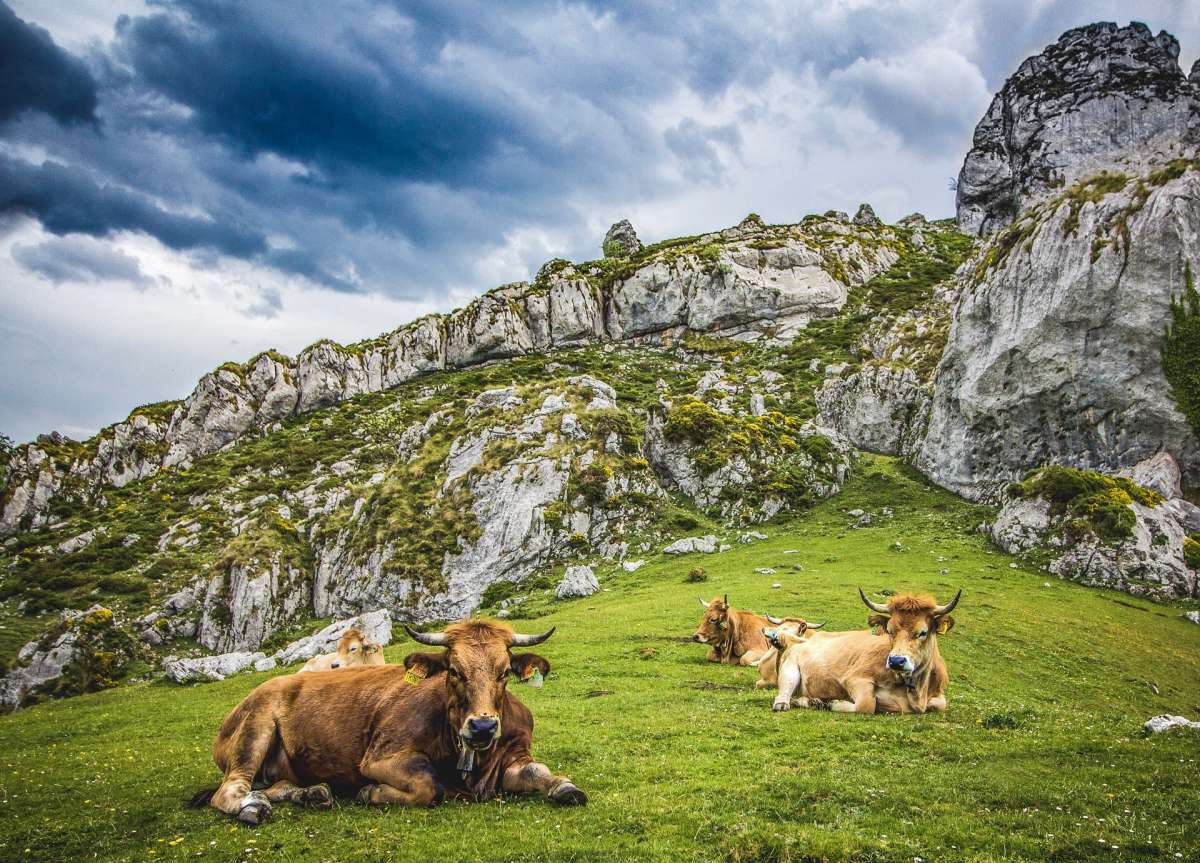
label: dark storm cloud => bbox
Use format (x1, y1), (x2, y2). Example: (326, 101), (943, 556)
(0, 155), (266, 256)
(12, 234), (156, 288)
(3, 0), (1199, 307)
(0, 1), (98, 126)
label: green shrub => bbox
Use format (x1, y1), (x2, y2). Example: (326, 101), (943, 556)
(1185, 535), (1200, 571)
(1163, 261), (1200, 433)
(1009, 466), (1162, 543)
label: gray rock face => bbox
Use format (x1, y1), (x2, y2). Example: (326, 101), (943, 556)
(919, 170), (1200, 499)
(197, 554), (312, 652)
(817, 364), (929, 456)
(956, 22), (1200, 235)
(603, 219), (643, 257)
(555, 564), (599, 599)
(273, 609), (392, 665)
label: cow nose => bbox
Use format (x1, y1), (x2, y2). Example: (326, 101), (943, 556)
(468, 717), (498, 737)
(887, 655), (907, 669)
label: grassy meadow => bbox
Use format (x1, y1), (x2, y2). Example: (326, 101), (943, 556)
(1, 454), (1198, 862)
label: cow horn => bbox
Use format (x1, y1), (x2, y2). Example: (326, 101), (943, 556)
(808, 621), (826, 630)
(723, 594), (728, 607)
(764, 614), (783, 625)
(511, 627), (556, 647)
(933, 589), (962, 617)
(699, 596), (710, 610)
(858, 587), (889, 614)
(404, 625), (449, 646)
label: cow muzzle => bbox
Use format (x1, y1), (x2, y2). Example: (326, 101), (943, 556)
(692, 633), (708, 643)
(461, 715), (500, 751)
(886, 654), (915, 675)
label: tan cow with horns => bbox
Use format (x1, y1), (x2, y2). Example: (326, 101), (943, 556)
(768, 588), (960, 713)
(692, 595), (776, 666)
(191, 620), (586, 824)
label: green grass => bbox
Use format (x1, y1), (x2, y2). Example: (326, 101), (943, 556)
(2, 462), (1198, 863)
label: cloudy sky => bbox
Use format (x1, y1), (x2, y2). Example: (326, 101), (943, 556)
(2, 1), (1197, 444)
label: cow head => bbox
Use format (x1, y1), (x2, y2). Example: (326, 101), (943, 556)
(693, 595), (731, 644)
(858, 588), (960, 679)
(761, 617), (814, 651)
(330, 628), (368, 668)
(405, 620), (555, 751)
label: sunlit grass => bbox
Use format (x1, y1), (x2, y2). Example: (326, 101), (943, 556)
(1, 455), (1197, 862)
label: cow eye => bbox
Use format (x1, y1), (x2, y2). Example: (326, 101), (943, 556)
(917, 630), (928, 638)
(350, 645), (358, 651)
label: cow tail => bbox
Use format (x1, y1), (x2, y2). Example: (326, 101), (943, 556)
(189, 787), (217, 808)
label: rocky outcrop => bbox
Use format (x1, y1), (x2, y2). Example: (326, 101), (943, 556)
(988, 455), (1198, 600)
(603, 220), (643, 257)
(920, 168), (1200, 499)
(197, 554), (312, 652)
(1, 217), (905, 540)
(957, 22), (1200, 235)
(0, 606), (132, 713)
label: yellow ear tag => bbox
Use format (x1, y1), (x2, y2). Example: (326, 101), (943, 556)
(404, 667), (425, 685)
(937, 618), (949, 635)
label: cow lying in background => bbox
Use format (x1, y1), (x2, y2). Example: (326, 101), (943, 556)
(768, 589), (960, 713)
(753, 616), (826, 690)
(300, 627), (385, 672)
(192, 620), (584, 824)
(404, 650), (550, 685)
(692, 596), (777, 666)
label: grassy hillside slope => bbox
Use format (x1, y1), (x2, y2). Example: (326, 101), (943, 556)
(1, 455), (1197, 863)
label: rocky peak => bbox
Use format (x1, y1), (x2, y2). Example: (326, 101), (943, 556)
(602, 219), (643, 257)
(956, 21), (1200, 235)
(852, 203), (882, 227)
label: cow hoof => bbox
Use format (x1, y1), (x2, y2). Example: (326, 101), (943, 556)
(301, 784), (334, 809)
(355, 784), (377, 805)
(772, 701), (790, 712)
(237, 794), (272, 826)
(548, 781), (587, 806)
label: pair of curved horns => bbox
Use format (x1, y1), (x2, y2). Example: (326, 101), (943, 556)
(403, 624), (556, 648)
(857, 587), (962, 616)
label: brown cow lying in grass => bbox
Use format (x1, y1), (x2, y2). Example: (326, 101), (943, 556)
(692, 595), (776, 666)
(404, 650), (550, 685)
(192, 620), (585, 824)
(768, 589), (960, 713)
(299, 628), (385, 672)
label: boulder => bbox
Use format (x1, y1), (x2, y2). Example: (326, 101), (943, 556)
(1143, 714), (1200, 735)
(664, 535), (719, 555)
(602, 219), (643, 257)
(163, 651), (275, 684)
(555, 565), (599, 599)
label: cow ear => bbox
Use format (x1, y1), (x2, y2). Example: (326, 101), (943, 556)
(867, 613), (890, 634)
(934, 614), (955, 635)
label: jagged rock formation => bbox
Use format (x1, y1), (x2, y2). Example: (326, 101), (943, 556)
(0, 214), (900, 541)
(603, 219), (643, 257)
(957, 22), (1200, 235)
